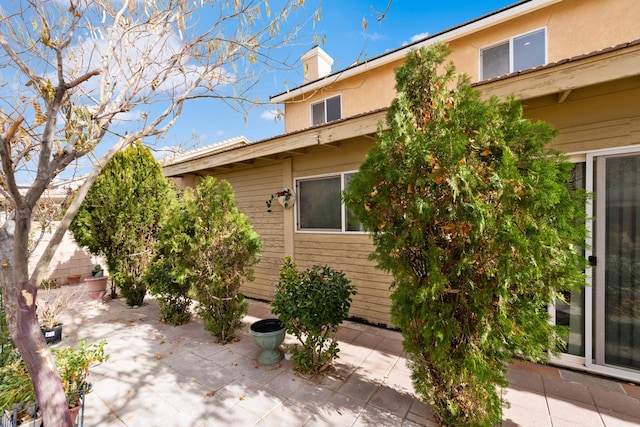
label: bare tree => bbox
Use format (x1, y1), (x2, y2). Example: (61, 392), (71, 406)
(0, 0), (318, 425)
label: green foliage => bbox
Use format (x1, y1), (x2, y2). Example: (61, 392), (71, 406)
(162, 177), (261, 343)
(0, 293), (18, 369)
(271, 257), (357, 374)
(146, 252), (192, 326)
(0, 340), (108, 412)
(0, 358), (35, 413)
(70, 142), (176, 305)
(343, 44), (587, 426)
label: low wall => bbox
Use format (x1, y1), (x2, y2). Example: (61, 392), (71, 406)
(28, 224), (106, 286)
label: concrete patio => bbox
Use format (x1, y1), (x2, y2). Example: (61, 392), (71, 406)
(52, 285), (640, 426)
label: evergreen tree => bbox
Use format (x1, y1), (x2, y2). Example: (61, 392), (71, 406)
(344, 44), (587, 426)
(169, 177), (262, 343)
(70, 143), (176, 306)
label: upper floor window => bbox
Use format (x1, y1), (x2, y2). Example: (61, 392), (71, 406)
(311, 95), (341, 126)
(480, 28), (546, 80)
(296, 171), (363, 233)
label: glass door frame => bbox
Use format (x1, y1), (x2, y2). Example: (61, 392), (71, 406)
(550, 146), (640, 383)
(584, 146), (640, 382)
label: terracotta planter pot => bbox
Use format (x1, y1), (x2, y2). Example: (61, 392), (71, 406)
(85, 276), (108, 302)
(69, 400), (82, 425)
(67, 274), (81, 286)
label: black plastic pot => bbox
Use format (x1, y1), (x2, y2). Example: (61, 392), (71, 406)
(42, 324), (63, 345)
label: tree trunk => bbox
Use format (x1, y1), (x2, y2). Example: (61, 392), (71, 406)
(1, 138), (134, 426)
(1, 210), (72, 426)
(11, 282), (72, 426)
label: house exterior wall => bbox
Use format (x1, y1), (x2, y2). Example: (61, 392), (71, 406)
(29, 225), (104, 285)
(163, 0), (640, 380)
(291, 138), (393, 326)
(523, 77), (640, 153)
(177, 139), (396, 326)
(283, 0), (640, 134)
(209, 163), (287, 302)
(283, 60), (399, 133)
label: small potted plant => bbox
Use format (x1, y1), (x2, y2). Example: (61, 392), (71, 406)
(265, 189), (294, 212)
(0, 340), (108, 426)
(55, 340), (109, 419)
(85, 264), (109, 302)
(37, 280), (81, 345)
(66, 274), (82, 286)
(0, 359), (39, 426)
(91, 264), (104, 278)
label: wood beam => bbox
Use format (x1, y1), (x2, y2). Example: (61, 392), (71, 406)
(163, 110), (386, 177)
(557, 89), (572, 104)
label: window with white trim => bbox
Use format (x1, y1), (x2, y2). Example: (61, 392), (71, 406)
(480, 28), (546, 80)
(311, 95), (341, 126)
(296, 171), (363, 232)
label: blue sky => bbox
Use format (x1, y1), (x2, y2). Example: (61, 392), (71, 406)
(157, 1), (517, 154)
(21, 1), (519, 183)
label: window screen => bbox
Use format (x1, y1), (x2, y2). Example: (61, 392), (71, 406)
(297, 176), (341, 230)
(481, 42), (509, 80)
(326, 96), (341, 122)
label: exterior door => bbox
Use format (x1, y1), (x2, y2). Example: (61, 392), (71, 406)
(586, 147), (640, 381)
(601, 153), (640, 369)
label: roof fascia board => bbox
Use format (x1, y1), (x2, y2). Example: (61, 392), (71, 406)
(271, 0), (560, 104)
(163, 110), (387, 177)
(476, 41), (640, 100)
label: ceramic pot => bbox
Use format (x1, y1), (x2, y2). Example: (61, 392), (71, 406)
(68, 400), (82, 425)
(250, 318), (286, 366)
(66, 274), (81, 286)
(85, 276), (108, 302)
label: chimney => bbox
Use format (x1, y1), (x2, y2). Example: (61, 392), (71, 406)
(301, 46), (333, 83)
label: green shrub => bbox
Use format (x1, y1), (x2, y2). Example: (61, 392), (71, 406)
(0, 340), (108, 413)
(0, 292), (18, 369)
(165, 177), (261, 343)
(70, 143), (175, 305)
(146, 255), (192, 326)
(271, 257), (357, 374)
(344, 44), (587, 426)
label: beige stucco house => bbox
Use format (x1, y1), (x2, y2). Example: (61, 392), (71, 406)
(163, 0), (640, 382)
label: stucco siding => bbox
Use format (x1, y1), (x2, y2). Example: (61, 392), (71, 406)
(283, 0), (640, 134)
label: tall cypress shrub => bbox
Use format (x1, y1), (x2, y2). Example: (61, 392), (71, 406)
(344, 44), (587, 426)
(70, 142), (175, 306)
(170, 177), (262, 343)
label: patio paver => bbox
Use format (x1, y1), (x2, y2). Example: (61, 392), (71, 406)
(46, 286), (640, 426)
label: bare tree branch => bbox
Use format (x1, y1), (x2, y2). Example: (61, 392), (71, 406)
(0, 1), (321, 426)
(371, 0), (393, 22)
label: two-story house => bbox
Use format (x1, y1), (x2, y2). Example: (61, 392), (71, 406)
(163, 0), (640, 382)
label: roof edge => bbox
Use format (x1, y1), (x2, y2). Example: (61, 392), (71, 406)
(271, 0), (560, 103)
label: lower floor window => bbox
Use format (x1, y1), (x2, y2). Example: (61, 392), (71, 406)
(296, 172), (363, 232)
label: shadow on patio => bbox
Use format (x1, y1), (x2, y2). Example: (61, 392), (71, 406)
(53, 286), (640, 426)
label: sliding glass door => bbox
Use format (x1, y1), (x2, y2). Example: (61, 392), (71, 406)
(602, 154), (640, 369)
(583, 147), (640, 381)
